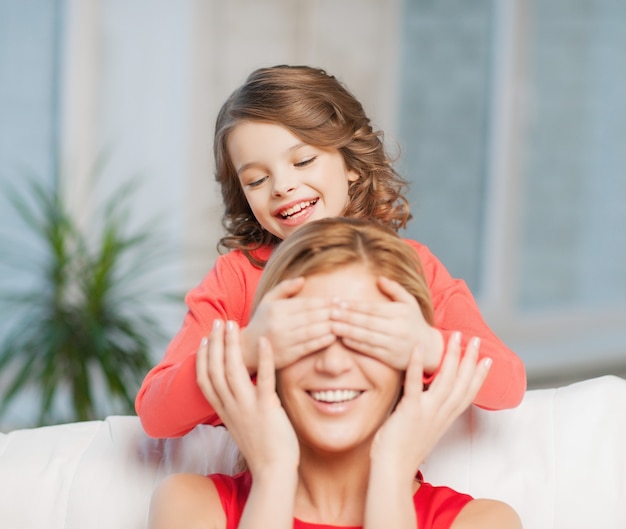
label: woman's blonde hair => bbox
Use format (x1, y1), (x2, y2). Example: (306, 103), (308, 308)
(231, 217), (432, 472)
(214, 65), (411, 265)
(253, 217), (433, 325)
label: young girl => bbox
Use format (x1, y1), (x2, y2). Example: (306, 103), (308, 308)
(136, 65), (526, 438)
(147, 218), (522, 529)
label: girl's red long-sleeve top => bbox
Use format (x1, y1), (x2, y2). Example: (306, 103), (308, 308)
(135, 239), (526, 438)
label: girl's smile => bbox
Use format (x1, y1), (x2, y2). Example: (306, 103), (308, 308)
(272, 197), (319, 225)
(228, 121), (359, 240)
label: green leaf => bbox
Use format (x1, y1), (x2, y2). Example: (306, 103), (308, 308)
(0, 167), (183, 426)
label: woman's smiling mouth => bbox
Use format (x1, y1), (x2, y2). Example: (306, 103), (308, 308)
(308, 389), (363, 404)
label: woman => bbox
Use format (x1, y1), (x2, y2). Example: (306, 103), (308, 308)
(148, 218), (521, 529)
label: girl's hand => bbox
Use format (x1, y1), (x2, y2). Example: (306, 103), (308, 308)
(329, 276), (444, 373)
(196, 320), (299, 476)
(241, 277), (336, 372)
(369, 332), (490, 484)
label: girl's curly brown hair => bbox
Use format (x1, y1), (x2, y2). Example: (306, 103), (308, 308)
(214, 65), (411, 266)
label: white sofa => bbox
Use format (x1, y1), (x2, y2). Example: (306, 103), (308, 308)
(1, 375), (625, 529)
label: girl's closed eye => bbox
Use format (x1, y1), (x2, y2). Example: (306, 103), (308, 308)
(247, 175), (269, 188)
(294, 156), (316, 168)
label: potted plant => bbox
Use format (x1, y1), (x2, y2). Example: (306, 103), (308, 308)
(0, 171), (180, 426)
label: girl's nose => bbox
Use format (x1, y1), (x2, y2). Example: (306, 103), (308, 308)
(314, 341), (354, 375)
(271, 169), (298, 197)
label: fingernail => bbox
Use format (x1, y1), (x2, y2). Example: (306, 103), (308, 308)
(471, 337), (481, 349)
(452, 331), (461, 343)
(213, 320), (222, 330)
(201, 337), (208, 346)
(226, 320), (235, 331)
(483, 357), (492, 369)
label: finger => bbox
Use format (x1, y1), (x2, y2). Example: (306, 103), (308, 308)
(277, 333), (337, 369)
(331, 277), (420, 320)
(377, 276), (421, 305)
(285, 307), (334, 342)
(261, 276), (305, 302)
(330, 319), (388, 349)
(440, 338), (491, 416)
(223, 320), (254, 399)
(288, 303), (334, 328)
(265, 298), (333, 327)
(455, 337), (481, 386)
(207, 319), (232, 407)
(428, 331), (462, 396)
(442, 336), (482, 407)
(401, 344), (426, 401)
(261, 311), (335, 369)
(455, 339), (491, 403)
(329, 303), (412, 340)
(337, 333), (386, 358)
(330, 300), (391, 322)
(196, 321), (225, 411)
(334, 332), (406, 371)
(476, 356), (492, 387)
(256, 336), (277, 400)
(196, 332), (210, 383)
(466, 356), (491, 402)
(261, 299), (333, 341)
(331, 320), (408, 370)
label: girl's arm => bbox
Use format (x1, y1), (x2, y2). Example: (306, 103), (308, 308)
(136, 250), (336, 439)
(330, 240), (526, 411)
(412, 240), (526, 410)
(135, 252), (260, 437)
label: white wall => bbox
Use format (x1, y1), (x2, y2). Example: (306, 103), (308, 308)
(61, 0), (402, 290)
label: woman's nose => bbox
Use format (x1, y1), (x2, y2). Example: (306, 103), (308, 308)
(314, 341), (354, 375)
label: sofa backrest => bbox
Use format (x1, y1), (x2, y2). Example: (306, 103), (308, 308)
(1, 375), (625, 529)
(422, 374), (626, 529)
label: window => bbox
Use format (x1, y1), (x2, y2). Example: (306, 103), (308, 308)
(398, 0), (626, 382)
(0, 0), (62, 311)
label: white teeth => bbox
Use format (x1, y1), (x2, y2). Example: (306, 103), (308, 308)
(280, 200), (315, 218)
(310, 389), (361, 403)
